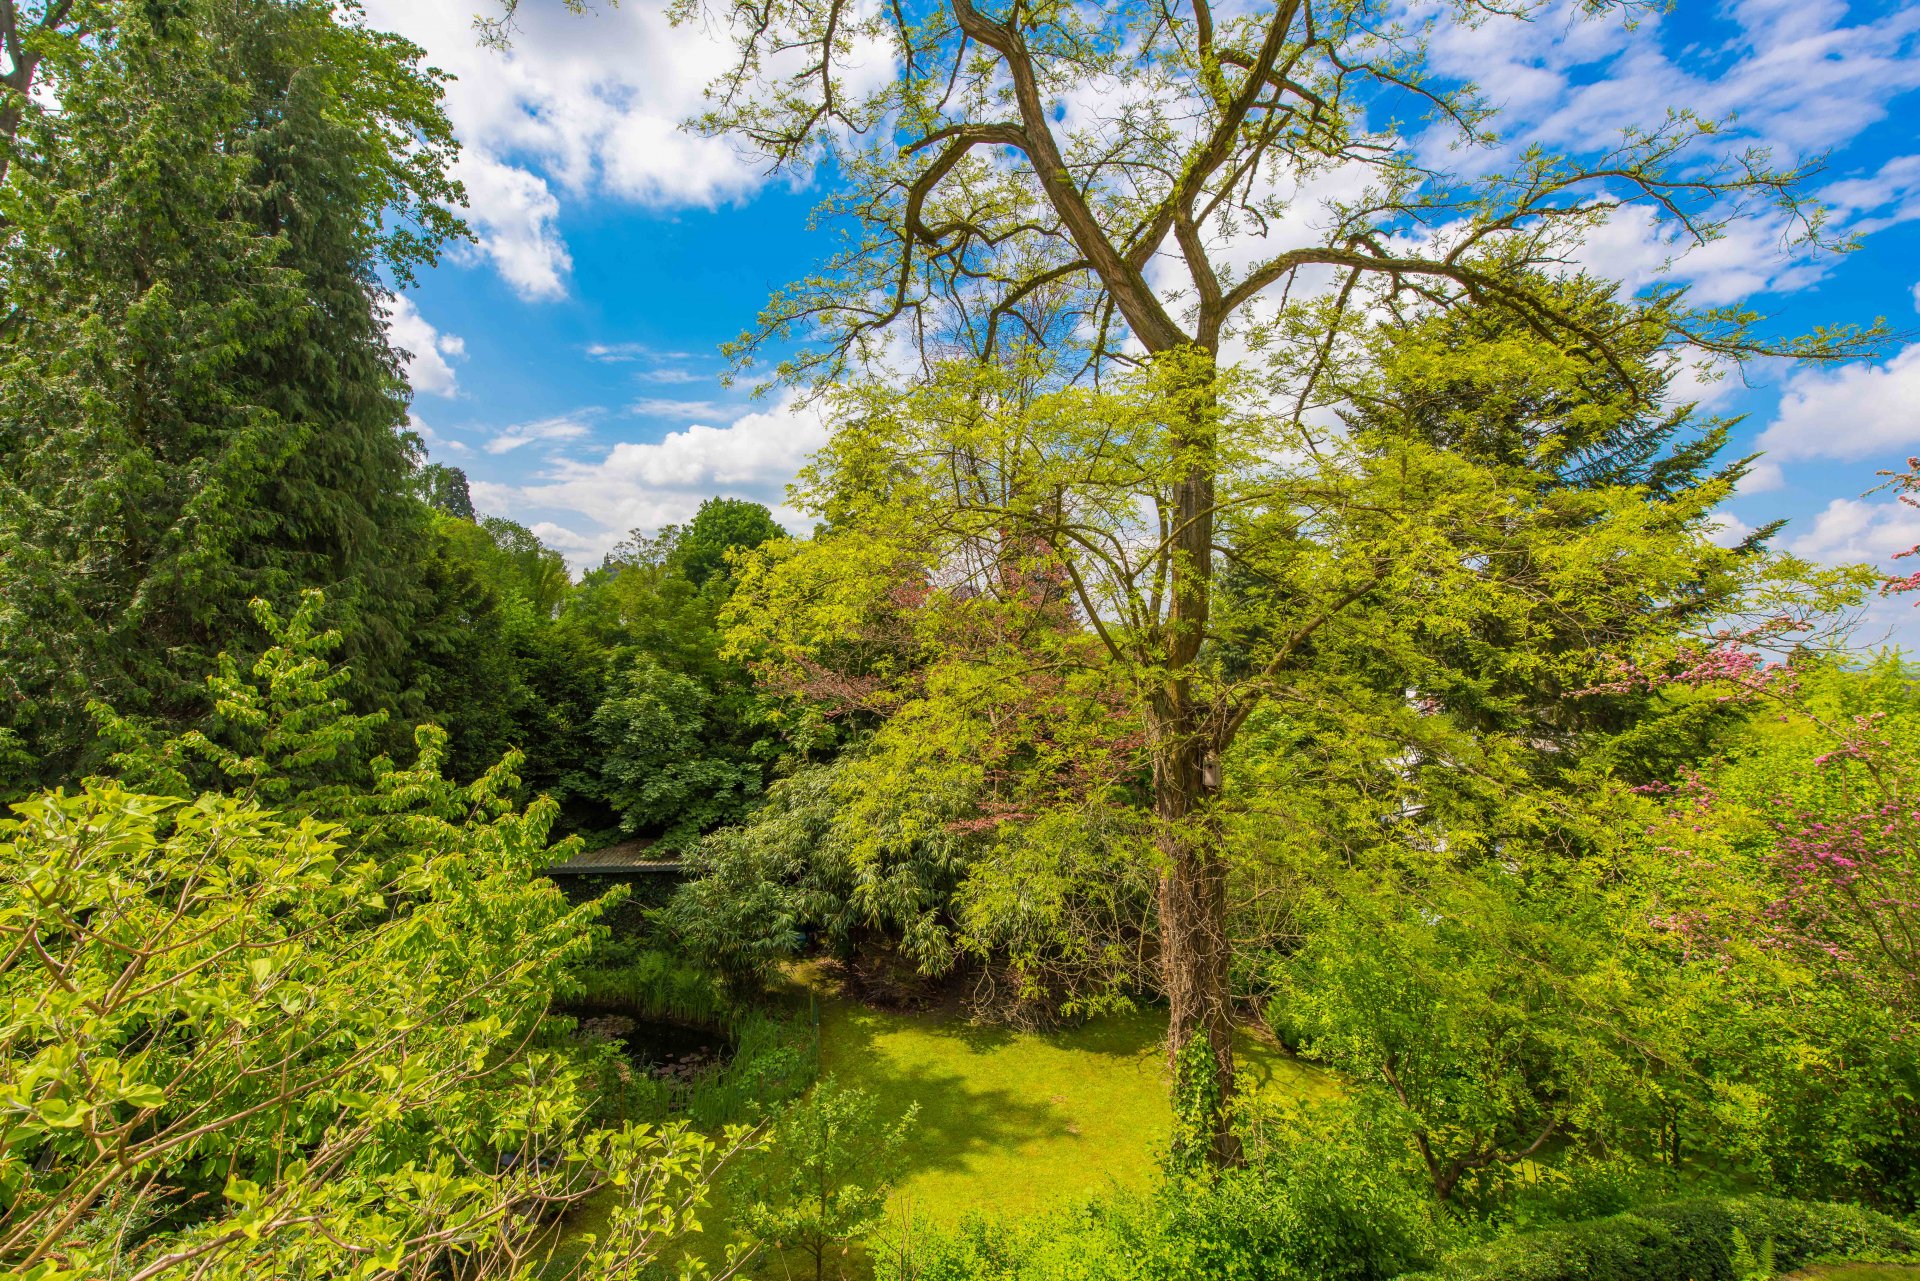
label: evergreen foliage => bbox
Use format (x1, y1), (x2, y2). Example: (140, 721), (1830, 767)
(414, 462), (476, 519)
(0, 0), (462, 791)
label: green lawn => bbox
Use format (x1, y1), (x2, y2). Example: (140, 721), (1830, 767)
(551, 977), (1333, 1278)
(813, 991), (1333, 1224)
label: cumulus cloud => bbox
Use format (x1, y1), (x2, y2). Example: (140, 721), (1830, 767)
(452, 154), (572, 301)
(361, 0), (1914, 316)
(1756, 345), (1920, 462)
(360, 0), (770, 300)
(474, 395), (826, 567)
(1779, 497), (1920, 650)
(526, 521), (606, 559)
(1735, 461), (1785, 498)
(382, 294), (466, 397)
(1786, 496), (1920, 565)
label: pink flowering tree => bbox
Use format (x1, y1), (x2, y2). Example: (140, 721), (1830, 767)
(1609, 464), (1920, 1202)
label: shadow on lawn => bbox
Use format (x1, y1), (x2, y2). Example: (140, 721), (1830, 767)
(824, 1012), (1078, 1181)
(932, 1002), (1169, 1060)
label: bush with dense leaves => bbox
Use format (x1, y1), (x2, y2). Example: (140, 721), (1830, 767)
(883, 1103), (1442, 1281)
(0, 599), (747, 1279)
(1410, 1196), (1916, 1281)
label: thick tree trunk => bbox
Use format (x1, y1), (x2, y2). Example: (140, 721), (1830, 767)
(1151, 345), (1240, 1166)
(1153, 717), (1242, 1166)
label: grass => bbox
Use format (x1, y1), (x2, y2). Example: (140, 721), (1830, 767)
(550, 971), (1334, 1279)
(704, 976), (1332, 1278)
(812, 988), (1334, 1224)
(1787, 1269), (1920, 1281)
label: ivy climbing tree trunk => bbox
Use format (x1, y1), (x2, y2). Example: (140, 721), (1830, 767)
(1150, 347), (1242, 1164)
(1153, 727), (1242, 1165)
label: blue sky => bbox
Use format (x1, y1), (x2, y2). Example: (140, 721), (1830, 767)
(365, 0), (1920, 639)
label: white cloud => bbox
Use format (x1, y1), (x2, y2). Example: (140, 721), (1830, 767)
(1786, 496), (1920, 566)
(1722, 493), (1920, 655)
(586, 342), (695, 363)
(362, 0), (1914, 315)
(1736, 460), (1785, 496)
(1666, 354), (1743, 414)
(1780, 498), (1920, 652)
(475, 394), (825, 567)
(1417, 1), (1920, 307)
(1704, 511), (1755, 548)
(485, 413), (599, 454)
(407, 412), (470, 455)
(630, 396), (730, 419)
(360, 0), (787, 300)
(1757, 345), (1920, 462)
(452, 154), (571, 301)
(584, 343), (714, 383)
(1425, 0), (1920, 161)
(1824, 153), (1920, 236)
(382, 294), (466, 397)
(526, 521), (605, 558)
(1571, 204), (1831, 307)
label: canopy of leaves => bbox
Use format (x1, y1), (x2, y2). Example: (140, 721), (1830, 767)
(0, 0), (465, 790)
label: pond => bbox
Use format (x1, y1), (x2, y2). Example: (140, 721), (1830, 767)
(560, 1003), (731, 1084)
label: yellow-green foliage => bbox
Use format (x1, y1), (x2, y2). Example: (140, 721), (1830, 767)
(812, 995), (1332, 1224)
(0, 596), (748, 1280)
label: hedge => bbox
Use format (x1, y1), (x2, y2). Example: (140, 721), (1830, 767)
(1408, 1196), (1917, 1281)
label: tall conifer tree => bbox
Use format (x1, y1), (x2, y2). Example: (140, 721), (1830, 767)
(0, 0), (463, 791)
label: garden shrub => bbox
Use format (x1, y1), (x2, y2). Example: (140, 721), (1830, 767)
(881, 1100), (1441, 1281)
(1414, 1196), (1917, 1281)
(685, 1008), (820, 1129)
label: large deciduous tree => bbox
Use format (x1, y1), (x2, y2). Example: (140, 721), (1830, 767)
(728, 345), (1818, 1167)
(510, 0), (1874, 1161)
